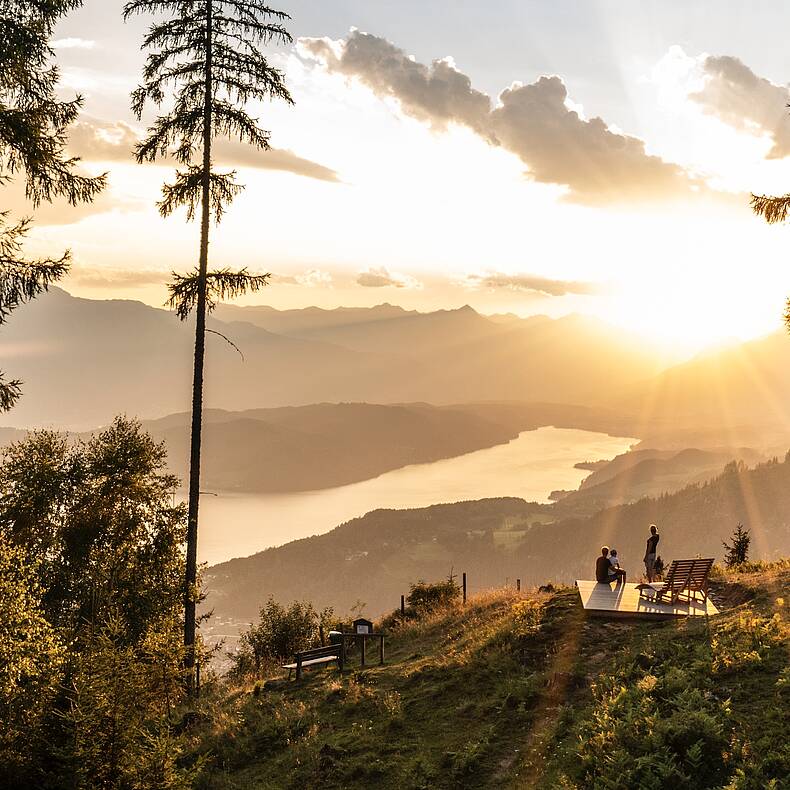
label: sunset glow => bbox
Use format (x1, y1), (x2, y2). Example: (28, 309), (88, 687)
(12, 0), (790, 354)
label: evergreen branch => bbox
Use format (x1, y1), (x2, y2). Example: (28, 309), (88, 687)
(158, 168), (244, 221)
(751, 193), (790, 225)
(0, 214), (70, 322)
(0, 4), (106, 207)
(123, 0), (187, 19)
(0, 373), (22, 413)
(206, 328), (244, 360)
(165, 268), (271, 320)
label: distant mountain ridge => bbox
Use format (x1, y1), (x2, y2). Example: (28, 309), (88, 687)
(5, 288), (790, 454)
(0, 288), (673, 430)
(0, 400), (644, 494)
(141, 402), (519, 493)
(550, 446), (762, 515)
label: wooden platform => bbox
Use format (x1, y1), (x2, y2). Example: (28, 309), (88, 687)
(576, 580), (719, 619)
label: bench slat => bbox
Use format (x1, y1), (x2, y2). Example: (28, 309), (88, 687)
(297, 647), (340, 659)
(282, 656), (338, 670)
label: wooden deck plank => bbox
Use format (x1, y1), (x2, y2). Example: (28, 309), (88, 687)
(576, 580), (719, 619)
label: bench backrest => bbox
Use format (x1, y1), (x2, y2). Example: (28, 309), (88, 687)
(296, 644), (341, 661)
(663, 558), (714, 590)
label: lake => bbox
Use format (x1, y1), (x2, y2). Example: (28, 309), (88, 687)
(196, 426), (635, 565)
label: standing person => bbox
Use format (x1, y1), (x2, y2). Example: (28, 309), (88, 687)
(644, 525), (660, 582)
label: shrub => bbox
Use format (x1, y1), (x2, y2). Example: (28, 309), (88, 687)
(235, 598), (334, 674)
(0, 538), (64, 781)
(406, 578), (460, 613)
(575, 677), (732, 788)
(711, 610), (784, 675)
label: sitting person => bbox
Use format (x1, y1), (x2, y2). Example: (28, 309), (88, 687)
(608, 549), (626, 583)
(596, 546), (626, 584)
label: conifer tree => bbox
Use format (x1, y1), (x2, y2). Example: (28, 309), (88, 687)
(124, 0), (294, 686)
(722, 523), (751, 567)
(0, 1), (106, 410)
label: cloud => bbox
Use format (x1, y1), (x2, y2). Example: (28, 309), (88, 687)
(270, 269), (333, 287)
(356, 266), (421, 289)
(464, 272), (596, 296)
(300, 33), (492, 138)
(302, 30), (700, 205)
(490, 77), (691, 204)
(215, 141), (341, 182)
(67, 119), (140, 162)
(52, 38), (96, 50)
(2, 175), (144, 227)
(67, 266), (168, 289)
(66, 117), (340, 181)
(691, 55), (790, 158)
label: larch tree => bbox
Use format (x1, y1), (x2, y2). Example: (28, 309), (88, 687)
(0, 0), (106, 410)
(123, 0), (294, 687)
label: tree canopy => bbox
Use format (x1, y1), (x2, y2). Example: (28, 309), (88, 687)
(0, 0), (106, 412)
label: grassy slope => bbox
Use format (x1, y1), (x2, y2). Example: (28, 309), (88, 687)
(190, 564), (789, 789)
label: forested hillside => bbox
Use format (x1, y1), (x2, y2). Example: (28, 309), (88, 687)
(206, 454), (790, 620)
(193, 564), (790, 789)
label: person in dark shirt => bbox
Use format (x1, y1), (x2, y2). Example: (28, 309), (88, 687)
(596, 547), (611, 582)
(644, 524), (660, 582)
(595, 546), (625, 584)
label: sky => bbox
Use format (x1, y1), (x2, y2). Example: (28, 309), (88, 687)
(16, 0), (790, 353)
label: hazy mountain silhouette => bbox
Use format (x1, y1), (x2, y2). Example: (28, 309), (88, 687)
(0, 289), (674, 429)
(219, 302), (507, 353)
(141, 403), (518, 492)
(213, 302), (412, 336)
(550, 446), (761, 515)
(630, 330), (790, 446)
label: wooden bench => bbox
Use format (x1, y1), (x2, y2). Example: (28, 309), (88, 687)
(639, 557), (714, 605)
(282, 642), (345, 681)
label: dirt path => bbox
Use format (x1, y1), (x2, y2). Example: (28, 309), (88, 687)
(506, 603), (588, 788)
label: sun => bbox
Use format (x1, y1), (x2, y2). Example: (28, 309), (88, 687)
(600, 275), (786, 356)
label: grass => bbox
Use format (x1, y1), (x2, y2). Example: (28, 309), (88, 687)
(186, 563), (789, 789)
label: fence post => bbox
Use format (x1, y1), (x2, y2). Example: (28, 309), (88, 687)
(517, 578), (521, 592)
(400, 594), (405, 616)
(462, 572), (467, 605)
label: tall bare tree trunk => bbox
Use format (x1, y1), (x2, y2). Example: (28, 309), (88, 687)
(184, 0), (213, 691)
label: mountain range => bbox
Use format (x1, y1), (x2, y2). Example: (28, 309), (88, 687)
(4, 289), (790, 448)
(0, 288), (675, 430)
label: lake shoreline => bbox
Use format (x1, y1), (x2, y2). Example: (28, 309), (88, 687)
(196, 426), (637, 566)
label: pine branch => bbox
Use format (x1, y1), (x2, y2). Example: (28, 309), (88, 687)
(750, 193), (790, 224)
(165, 268), (271, 320)
(0, 214), (70, 322)
(206, 328), (244, 360)
(158, 167), (244, 221)
(0, 373), (22, 413)
(0, 3), (106, 207)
